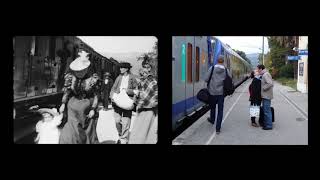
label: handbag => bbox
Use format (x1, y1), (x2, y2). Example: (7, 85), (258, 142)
(197, 66), (214, 104)
(250, 105), (260, 117)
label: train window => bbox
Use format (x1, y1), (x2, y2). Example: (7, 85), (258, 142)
(24, 36), (62, 98)
(14, 36), (31, 99)
(196, 46), (200, 82)
(201, 48), (206, 65)
(27, 37), (48, 97)
(221, 47), (224, 57)
(181, 44), (186, 82)
(49, 36), (56, 60)
(211, 39), (216, 52)
(187, 43), (192, 83)
(227, 54), (231, 69)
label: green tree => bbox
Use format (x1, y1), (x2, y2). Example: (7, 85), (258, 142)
(233, 49), (251, 64)
(137, 41), (158, 78)
(266, 36), (296, 79)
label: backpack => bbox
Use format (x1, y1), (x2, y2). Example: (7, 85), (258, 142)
(223, 69), (234, 96)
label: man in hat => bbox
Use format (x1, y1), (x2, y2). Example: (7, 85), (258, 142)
(101, 72), (114, 110)
(110, 62), (138, 144)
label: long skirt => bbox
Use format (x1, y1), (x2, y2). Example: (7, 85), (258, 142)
(59, 96), (98, 144)
(128, 109), (157, 144)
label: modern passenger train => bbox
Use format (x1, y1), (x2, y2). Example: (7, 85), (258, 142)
(172, 36), (252, 131)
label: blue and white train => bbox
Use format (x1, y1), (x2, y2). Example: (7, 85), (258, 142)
(172, 36), (252, 131)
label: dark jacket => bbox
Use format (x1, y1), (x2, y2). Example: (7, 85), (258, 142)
(249, 76), (262, 104)
(101, 78), (114, 98)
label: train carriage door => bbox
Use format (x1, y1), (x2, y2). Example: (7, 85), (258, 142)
(172, 37), (186, 123)
(185, 40), (193, 114)
(194, 36), (202, 108)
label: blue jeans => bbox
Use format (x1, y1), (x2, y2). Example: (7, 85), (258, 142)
(262, 98), (272, 129)
(209, 95), (224, 131)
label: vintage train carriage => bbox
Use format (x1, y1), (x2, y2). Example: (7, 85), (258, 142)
(13, 36), (119, 143)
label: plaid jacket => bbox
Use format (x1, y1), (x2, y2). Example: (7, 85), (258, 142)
(136, 75), (158, 109)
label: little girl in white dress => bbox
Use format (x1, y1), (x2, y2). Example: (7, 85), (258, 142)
(34, 108), (63, 144)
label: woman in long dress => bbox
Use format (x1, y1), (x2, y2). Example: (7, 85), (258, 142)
(59, 51), (100, 144)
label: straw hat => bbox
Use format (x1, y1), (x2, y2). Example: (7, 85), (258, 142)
(37, 108), (59, 117)
(70, 51), (91, 71)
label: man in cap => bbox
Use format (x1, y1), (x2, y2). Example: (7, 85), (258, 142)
(110, 62), (138, 144)
(101, 72), (114, 110)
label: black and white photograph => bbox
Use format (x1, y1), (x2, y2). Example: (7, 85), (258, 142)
(13, 36), (158, 144)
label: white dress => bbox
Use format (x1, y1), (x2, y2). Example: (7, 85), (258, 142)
(36, 118), (61, 144)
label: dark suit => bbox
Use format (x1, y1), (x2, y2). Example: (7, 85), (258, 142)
(101, 78), (114, 108)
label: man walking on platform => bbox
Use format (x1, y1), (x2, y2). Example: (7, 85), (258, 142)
(205, 55), (231, 134)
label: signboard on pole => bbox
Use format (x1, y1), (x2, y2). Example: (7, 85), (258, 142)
(287, 56), (300, 61)
(299, 62), (304, 76)
(299, 50), (308, 55)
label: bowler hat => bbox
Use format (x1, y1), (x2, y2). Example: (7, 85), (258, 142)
(119, 62), (132, 69)
(104, 72), (111, 77)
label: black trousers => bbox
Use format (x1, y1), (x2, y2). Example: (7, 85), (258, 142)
(102, 91), (111, 108)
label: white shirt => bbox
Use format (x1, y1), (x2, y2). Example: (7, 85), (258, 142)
(119, 75), (129, 91)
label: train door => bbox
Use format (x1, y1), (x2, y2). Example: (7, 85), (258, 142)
(192, 36), (203, 110)
(172, 37), (187, 129)
(185, 36), (195, 115)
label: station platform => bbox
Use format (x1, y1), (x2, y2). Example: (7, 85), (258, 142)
(173, 80), (308, 145)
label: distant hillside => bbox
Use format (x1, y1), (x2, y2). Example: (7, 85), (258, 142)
(101, 52), (145, 75)
(246, 53), (259, 69)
